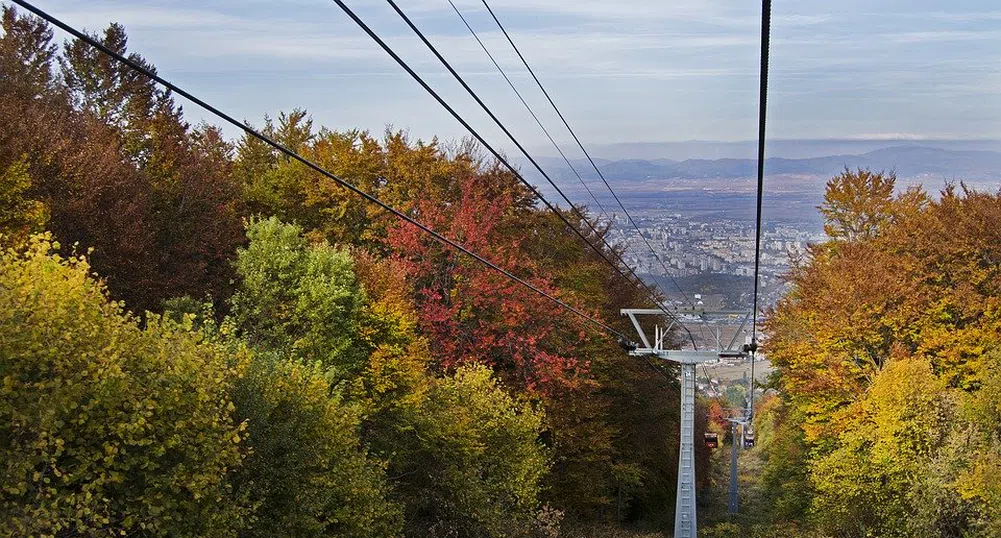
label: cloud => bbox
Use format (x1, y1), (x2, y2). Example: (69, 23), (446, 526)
(915, 10), (1001, 23)
(884, 29), (1001, 43)
(846, 133), (937, 140)
(29, 1), (762, 76)
(36, 2), (242, 30)
(410, 0), (747, 25)
(13, 0), (1000, 144)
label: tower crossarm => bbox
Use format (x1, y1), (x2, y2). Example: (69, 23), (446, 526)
(620, 308), (752, 357)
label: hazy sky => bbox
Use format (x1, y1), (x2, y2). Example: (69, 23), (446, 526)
(16, 0), (1001, 153)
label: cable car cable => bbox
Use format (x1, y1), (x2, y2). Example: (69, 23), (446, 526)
(376, 0), (700, 348)
(377, 0), (670, 315)
(7, 0), (631, 341)
(444, 0), (611, 222)
(476, 0), (696, 310)
(748, 0), (772, 419)
(333, 0), (692, 333)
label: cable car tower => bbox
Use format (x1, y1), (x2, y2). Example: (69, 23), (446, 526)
(621, 308), (751, 538)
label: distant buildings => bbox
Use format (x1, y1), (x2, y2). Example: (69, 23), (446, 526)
(609, 212), (824, 308)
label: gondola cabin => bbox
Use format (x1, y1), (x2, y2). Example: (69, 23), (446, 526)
(704, 432), (719, 449)
(743, 433), (756, 449)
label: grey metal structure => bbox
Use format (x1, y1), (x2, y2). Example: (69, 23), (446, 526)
(620, 308), (750, 538)
(729, 421), (740, 513)
(725, 417), (750, 514)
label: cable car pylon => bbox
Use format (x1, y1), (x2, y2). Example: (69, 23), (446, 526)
(620, 308), (751, 538)
(728, 420), (741, 514)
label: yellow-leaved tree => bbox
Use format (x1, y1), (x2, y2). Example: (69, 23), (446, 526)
(0, 235), (249, 537)
(760, 169), (1001, 536)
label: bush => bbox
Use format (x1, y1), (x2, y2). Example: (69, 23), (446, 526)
(0, 236), (249, 537)
(230, 355), (401, 538)
(398, 364), (547, 538)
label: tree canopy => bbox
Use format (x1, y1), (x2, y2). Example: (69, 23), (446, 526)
(754, 169), (1001, 537)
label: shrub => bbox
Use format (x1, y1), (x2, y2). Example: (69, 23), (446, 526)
(398, 364), (547, 538)
(0, 235), (249, 537)
(230, 355), (401, 538)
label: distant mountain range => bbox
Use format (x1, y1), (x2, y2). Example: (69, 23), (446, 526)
(533, 146), (1001, 183)
(548, 138), (1001, 161)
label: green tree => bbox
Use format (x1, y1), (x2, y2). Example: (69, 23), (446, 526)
(229, 217), (365, 375)
(230, 355), (401, 538)
(0, 235), (249, 537)
(397, 364), (547, 538)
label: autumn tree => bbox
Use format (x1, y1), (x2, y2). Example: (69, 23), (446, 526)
(0, 5), (58, 100)
(0, 236), (249, 537)
(810, 356), (951, 537)
(61, 23), (245, 310)
(820, 168), (898, 240)
(386, 170), (586, 394)
(752, 394), (812, 523)
(1, 9), (244, 312)
(760, 169), (1001, 535)
(233, 119), (480, 249)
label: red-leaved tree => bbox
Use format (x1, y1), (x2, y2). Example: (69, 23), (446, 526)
(387, 171), (588, 396)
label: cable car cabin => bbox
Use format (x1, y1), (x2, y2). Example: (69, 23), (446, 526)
(743, 433), (756, 449)
(704, 433), (719, 449)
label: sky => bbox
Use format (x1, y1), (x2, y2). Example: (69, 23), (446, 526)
(10, 0), (1001, 157)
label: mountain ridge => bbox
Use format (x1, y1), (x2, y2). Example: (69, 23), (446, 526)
(551, 138), (1001, 160)
(532, 146), (1001, 182)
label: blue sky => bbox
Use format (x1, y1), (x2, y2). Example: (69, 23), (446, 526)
(14, 0), (1001, 154)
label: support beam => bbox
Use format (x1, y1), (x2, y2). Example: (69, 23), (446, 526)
(628, 312), (652, 349)
(628, 349), (723, 363)
(674, 363), (698, 538)
(726, 311), (752, 350)
(729, 422), (739, 513)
